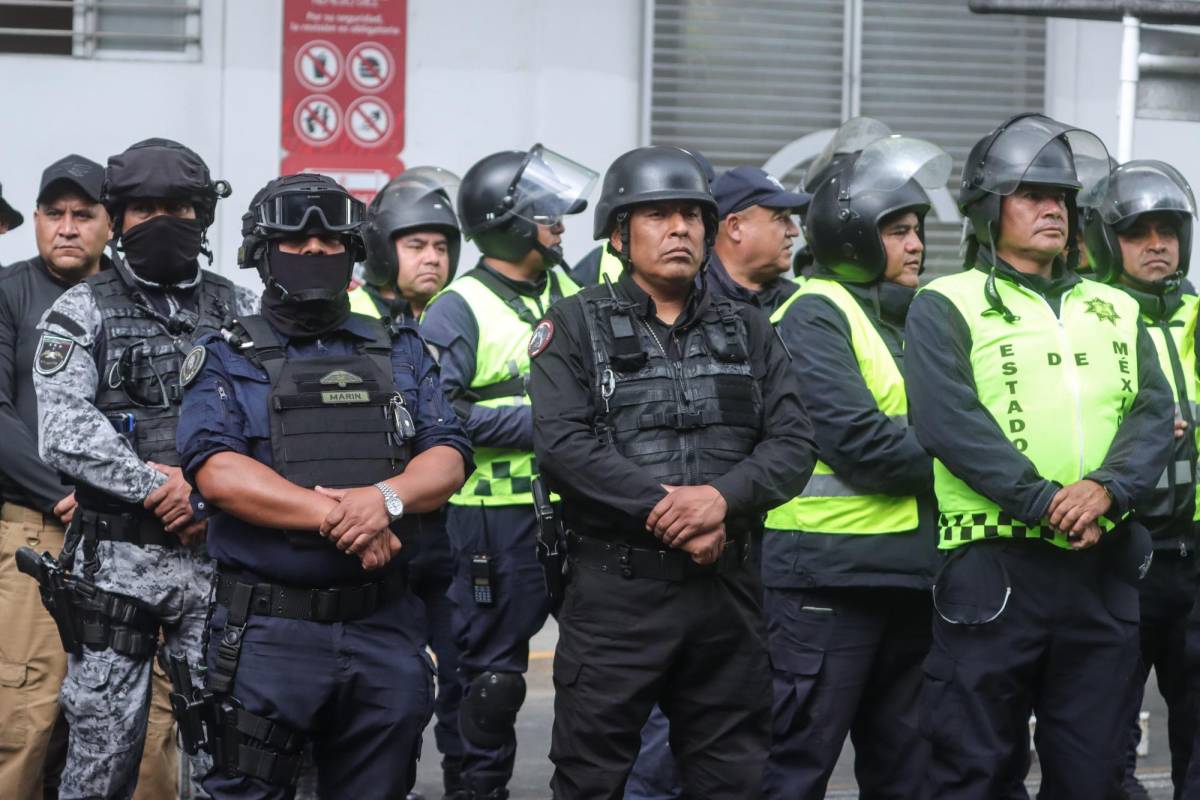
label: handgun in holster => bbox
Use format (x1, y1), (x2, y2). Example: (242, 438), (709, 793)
(532, 476), (567, 613)
(158, 648), (214, 756)
(16, 547), (83, 656)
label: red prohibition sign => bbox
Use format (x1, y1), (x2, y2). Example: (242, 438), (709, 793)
(294, 40), (342, 90)
(346, 97), (394, 148)
(293, 94), (342, 147)
(347, 42), (395, 93)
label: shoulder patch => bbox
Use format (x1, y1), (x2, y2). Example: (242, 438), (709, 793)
(179, 345), (207, 387)
(35, 334), (75, 376)
(528, 319), (555, 358)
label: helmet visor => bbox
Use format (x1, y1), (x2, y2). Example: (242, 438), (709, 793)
(1083, 160), (1197, 226)
(257, 189), (366, 233)
(805, 116), (893, 192)
(977, 116), (1110, 197)
(510, 144), (599, 226)
(395, 165), (462, 207)
(848, 135), (953, 196)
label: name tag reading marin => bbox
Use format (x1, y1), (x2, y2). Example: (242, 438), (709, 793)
(319, 369), (369, 404)
(35, 333), (75, 376)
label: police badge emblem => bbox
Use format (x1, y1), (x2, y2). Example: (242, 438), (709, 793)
(34, 334), (74, 376)
(179, 345), (207, 387)
(528, 319), (554, 358)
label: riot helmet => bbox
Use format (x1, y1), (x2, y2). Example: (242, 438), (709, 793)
(1080, 159), (1196, 290)
(593, 147), (719, 273)
(363, 166), (462, 287)
(807, 136), (951, 284)
(958, 113), (1109, 269)
(458, 144), (597, 266)
(804, 116), (894, 194)
(102, 138), (231, 289)
(239, 173), (366, 303)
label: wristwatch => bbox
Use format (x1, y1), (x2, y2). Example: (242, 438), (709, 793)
(374, 482), (405, 522)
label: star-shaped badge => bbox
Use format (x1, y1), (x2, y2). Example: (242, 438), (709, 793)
(1084, 298), (1120, 324)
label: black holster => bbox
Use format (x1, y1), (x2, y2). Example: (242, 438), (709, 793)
(16, 547), (84, 656)
(158, 648), (213, 756)
(532, 477), (567, 613)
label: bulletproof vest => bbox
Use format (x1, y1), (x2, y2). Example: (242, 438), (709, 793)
(83, 269), (235, 510)
(235, 314), (413, 493)
(580, 288), (763, 489)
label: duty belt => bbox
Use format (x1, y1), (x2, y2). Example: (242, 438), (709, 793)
(566, 532), (747, 582)
(214, 568), (407, 623)
(76, 508), (175, 548)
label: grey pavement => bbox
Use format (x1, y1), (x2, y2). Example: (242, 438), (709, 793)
(412, 619), (1180, 799)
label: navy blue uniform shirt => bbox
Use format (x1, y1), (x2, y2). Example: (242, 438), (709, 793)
(177, 313), (473, 586)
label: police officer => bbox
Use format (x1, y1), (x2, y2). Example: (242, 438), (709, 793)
(708, 166), (807, 314)
(176, 173), (472, 798)
(529, 145), (816, 799)
(32, 138), (257, 799)
(905, 114), (1174, 799)
(419, 144), (595, 800)
(354, 165), (462, 322)
(762, 136), (949, 799)
(570, 149), (715, 288)
(360, 165), (469, 800)
(1080, 160), (1200, 799)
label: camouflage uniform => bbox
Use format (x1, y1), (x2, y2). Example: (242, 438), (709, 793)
(34, 278), (257, 800)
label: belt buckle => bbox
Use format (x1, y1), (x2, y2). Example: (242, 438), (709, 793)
(617, 544), (634, 579)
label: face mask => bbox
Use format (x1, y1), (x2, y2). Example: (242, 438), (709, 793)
(265, 246), (353, 302)
(120, 215), (204, 286)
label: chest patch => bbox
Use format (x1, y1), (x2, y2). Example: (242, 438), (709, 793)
(320, 369), (363, 388)
(1084, 298), (1120, 324)
(528, 319), (554, 358)
(180, 346), (207, 387)
(35, 334), (75, 376)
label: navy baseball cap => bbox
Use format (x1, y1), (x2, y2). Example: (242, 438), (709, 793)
(37, 154), (105, 205)
(0, 182), (22, 231)
(712, 166), (811, 219)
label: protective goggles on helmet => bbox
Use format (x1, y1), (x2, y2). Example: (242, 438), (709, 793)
(255, 190), (366, 234)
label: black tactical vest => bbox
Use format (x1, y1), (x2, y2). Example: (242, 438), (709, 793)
(234, 315), (414, 493)
(82, 269), (236, 511)
(580, 288), (764, 489)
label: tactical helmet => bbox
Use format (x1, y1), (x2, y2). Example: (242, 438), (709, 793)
(458, 144), (596, 265)
(362, 166), (462, 288)
(1081, 159), (1196, 289)
(804, 116), (894, 194)
(239, 173), (366, 299)
(102, 138), (230, 238)
(958, 113), (1109, 268)
(807, 136), (951, 284)
(593, 146), (719, 249)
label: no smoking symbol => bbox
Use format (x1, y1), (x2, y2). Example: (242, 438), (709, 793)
(348, 42), (394, 92)
(346, 98), (393, 147)
(295, 40), (341, 90)
(294, 95), (342, 146)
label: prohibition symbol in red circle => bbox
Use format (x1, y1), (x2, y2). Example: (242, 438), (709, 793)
(346, 97), (394, 147)
(347, 42), (395, 92)
(293, 95), (342, 147)
(294, 40), (342, 91)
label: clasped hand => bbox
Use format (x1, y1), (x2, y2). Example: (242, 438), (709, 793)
(1045, 479), (1112, 550)
(145, 463), (206, 546)
(646, 484), (728, 565)
(315, 485), (401, 571)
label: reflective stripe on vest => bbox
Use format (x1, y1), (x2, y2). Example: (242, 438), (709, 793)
(923, 269), (1141, 550)
(433, 267), (579, 505)
(764, 279), (919, 535)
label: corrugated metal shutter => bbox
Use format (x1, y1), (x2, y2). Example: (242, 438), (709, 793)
(648, 0), (1047, 278)
(859, 0), (1045, 276)
(649, 0), (846, 176)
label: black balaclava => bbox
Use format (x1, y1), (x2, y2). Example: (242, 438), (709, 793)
(259, 243), (353, 339)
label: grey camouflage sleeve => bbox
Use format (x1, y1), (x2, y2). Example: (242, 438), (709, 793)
(233, 283), (260, 317)
(33, 283), (166, 504)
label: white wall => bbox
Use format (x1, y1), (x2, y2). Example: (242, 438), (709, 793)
(0, 0), (644, 281)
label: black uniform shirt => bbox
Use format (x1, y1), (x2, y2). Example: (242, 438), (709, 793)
(0, 255), (94, 512)
(706, 253), (798, 317)
(530, 269), (816, 542)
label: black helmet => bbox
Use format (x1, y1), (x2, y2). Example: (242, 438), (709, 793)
(362, 166), (462, 287)
(1081, 159), (1196, 290)
(239, 173), (366, 300)
(958, 113), (1109, 267)
(103, 138), (230, 238)
(458, 144), (596, 265)
(807, 136), (951, 284)
(804, 116), (893, 194)
(593, 146), (718, 246)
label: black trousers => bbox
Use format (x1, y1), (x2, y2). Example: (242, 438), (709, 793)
(921, 539), (1140, 800)
(549, 557), (770, 800)
(762, 586), (932, 800)
(1124, 552), (1197, 798)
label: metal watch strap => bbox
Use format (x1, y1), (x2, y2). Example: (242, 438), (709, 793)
(374, 481), (404, 521)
